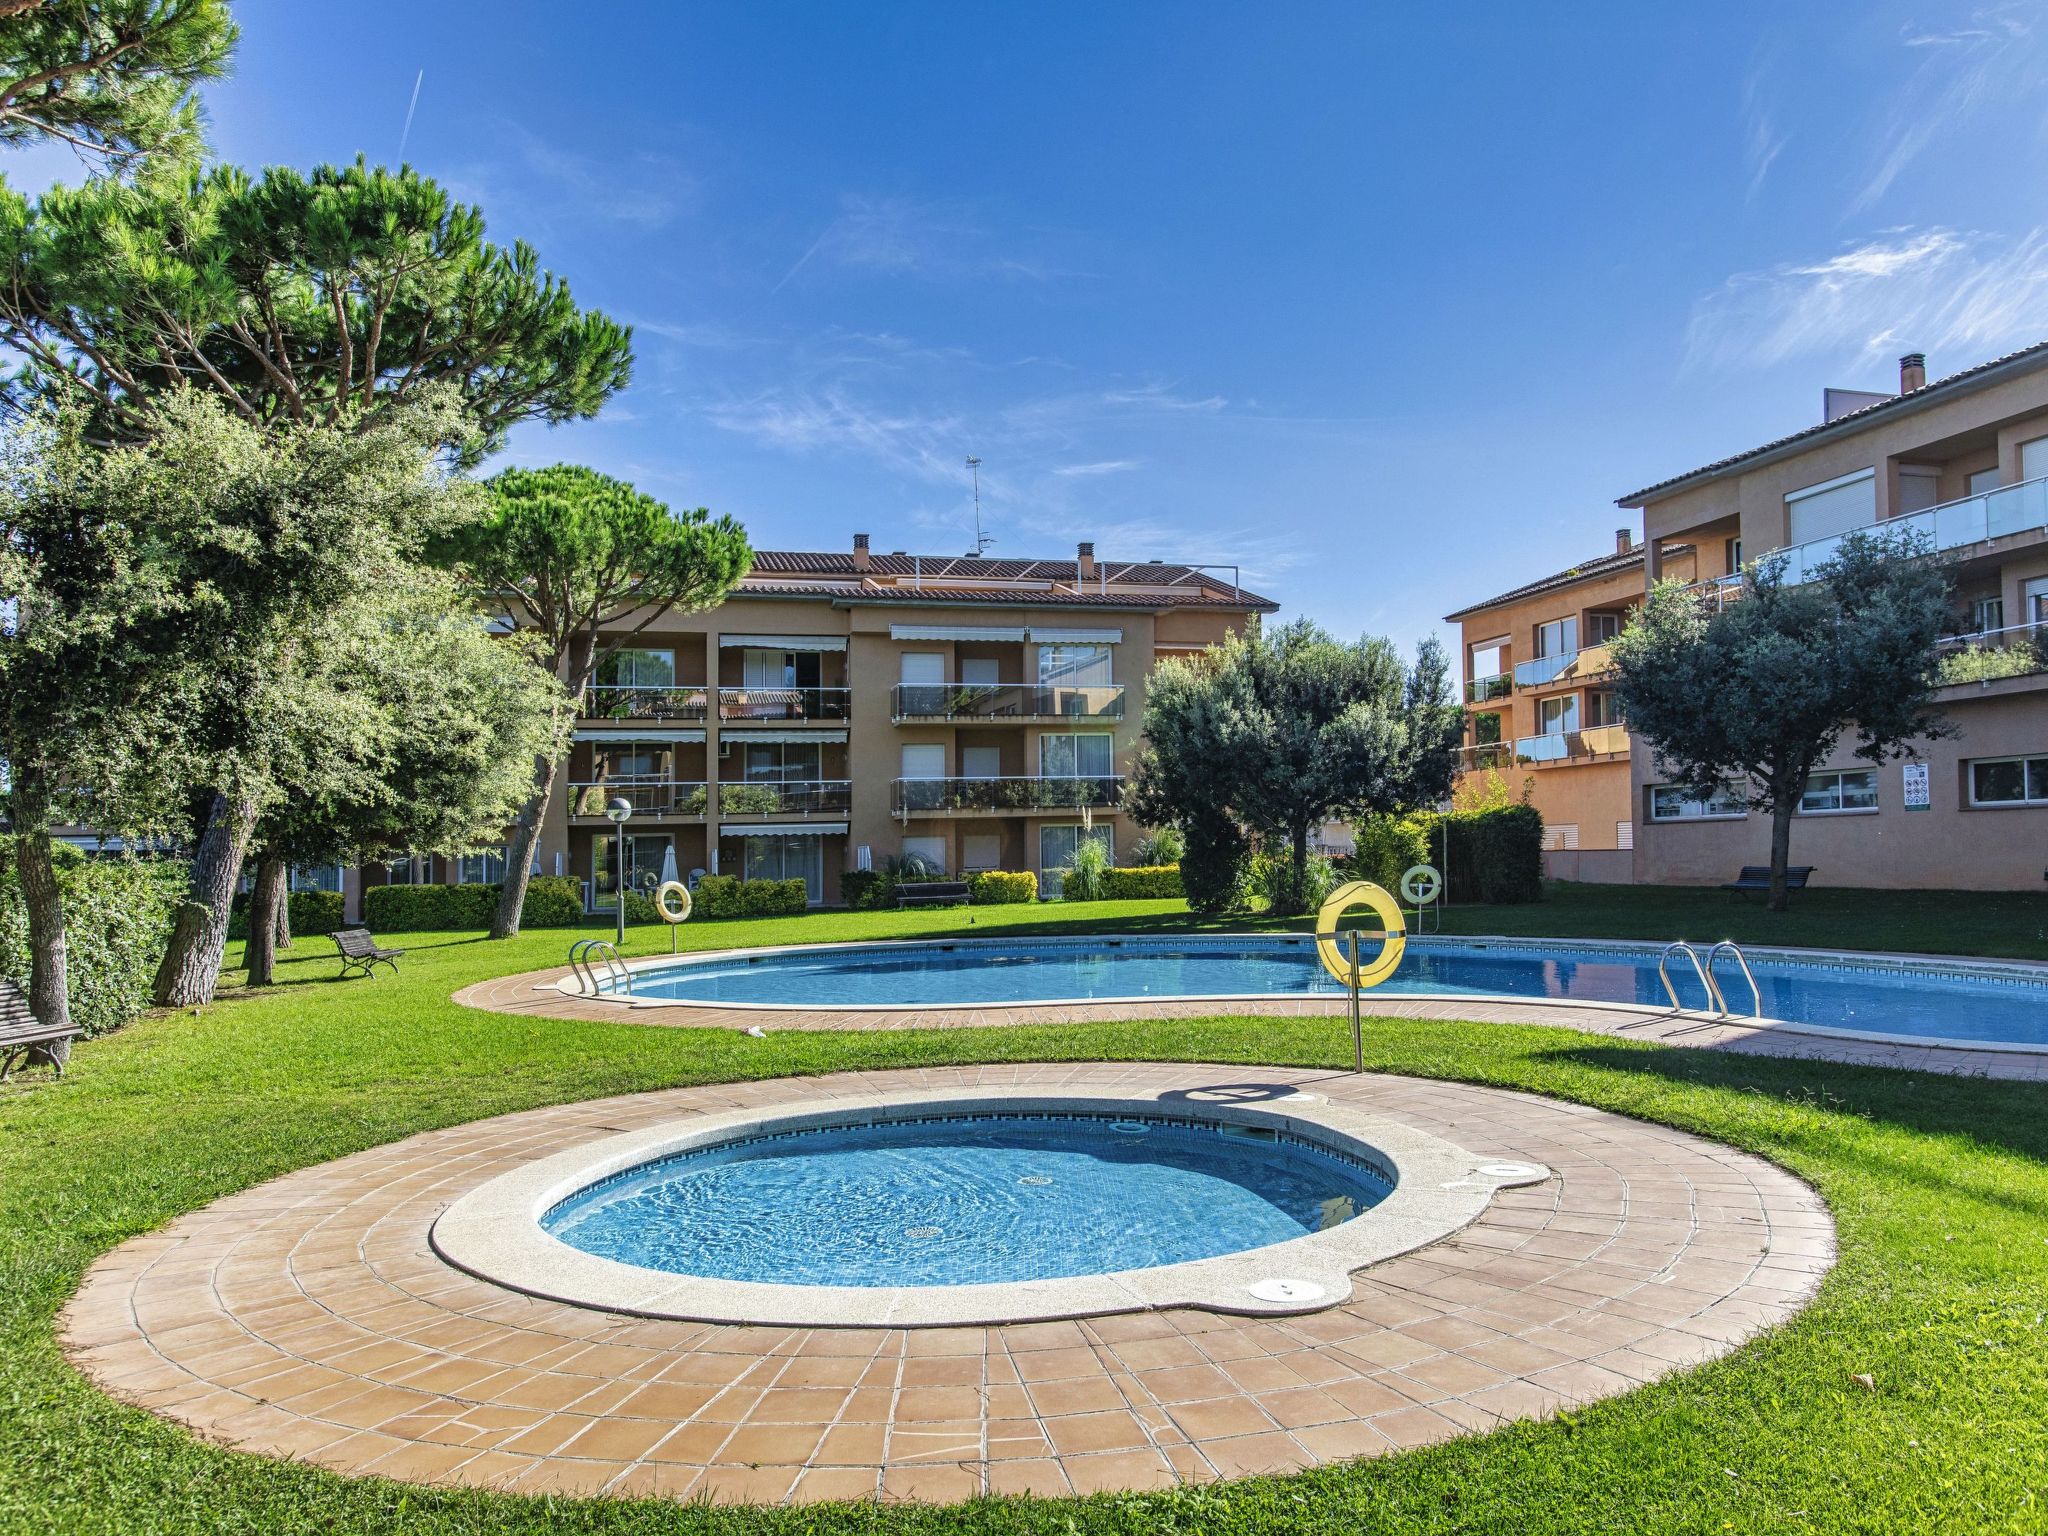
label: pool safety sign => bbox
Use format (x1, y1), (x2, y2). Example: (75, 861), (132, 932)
(1902, 760), (1930, 811)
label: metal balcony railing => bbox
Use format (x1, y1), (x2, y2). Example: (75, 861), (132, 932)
(1464, 672), (1512, 704)
(891, 775), (1124, 814)
(567, 778), (710, 817)
(716, 686), (851, 723)
(581, 684), (711, 720)
(1512, 725), (1631, 764)
(891, 683), (1125, 722)
(716, 779), (853, 817)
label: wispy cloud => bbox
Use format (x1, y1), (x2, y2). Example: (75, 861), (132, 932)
(445, 127), (697, 239)
(1739, 49), (1786, 202)
(1052, 460), (1139, 477)
(1852, 7), (2039, 212)
(1686, 226), (2048, 369)
(770, 194), (1091, 293)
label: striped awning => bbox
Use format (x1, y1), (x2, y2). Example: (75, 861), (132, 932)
(572, 727), (705, 743)
(721, 822), (846, 838)
(719, 633), (846, 651)
(723, 728), (847, 743)
(1029, 626), (1123, 644)
(890, 623), (1029, 642)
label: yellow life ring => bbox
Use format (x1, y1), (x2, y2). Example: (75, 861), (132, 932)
(654, 879), (693, 924)
(1314, 879), (1406, 989)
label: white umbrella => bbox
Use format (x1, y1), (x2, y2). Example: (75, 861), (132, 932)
(659, 842), (679, 888)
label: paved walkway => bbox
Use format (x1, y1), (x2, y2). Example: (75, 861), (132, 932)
(64, 1064), (1832, 1505)
(454, 957), (2048, 1081)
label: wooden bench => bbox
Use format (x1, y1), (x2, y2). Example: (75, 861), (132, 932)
(896, 881), (971, 908)
(1721, 865), (1815, 898)
(0, 976), (80, 1080)
(333, 927), (405, 979)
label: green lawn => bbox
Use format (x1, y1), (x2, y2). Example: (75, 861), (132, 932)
(2, 901), (2045, 1533)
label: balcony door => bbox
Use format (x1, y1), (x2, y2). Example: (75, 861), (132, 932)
(1539, 695), (1579, 736)
(1037, 644), (1111, 686)
(1040, 732), (1113, 777)
(741, 835), (822, 904)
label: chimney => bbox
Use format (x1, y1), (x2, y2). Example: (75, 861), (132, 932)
(1077, 541), (1097, 583)
(1899, 352), (1927, 393)
(1616, 528), (1634, 555)
(852, 532), (871, 573)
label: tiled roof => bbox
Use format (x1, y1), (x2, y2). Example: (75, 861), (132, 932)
(1443, 545), (1643, 622)
(735, 550), (1276, 610)
(1618, 338), (2048, 506)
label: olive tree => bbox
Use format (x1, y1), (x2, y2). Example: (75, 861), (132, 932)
(1609, 528), (1955, 911)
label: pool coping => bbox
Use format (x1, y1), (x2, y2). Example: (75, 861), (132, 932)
(429, 1086), (1551, 1328)
(548, 931), (2048, 1058)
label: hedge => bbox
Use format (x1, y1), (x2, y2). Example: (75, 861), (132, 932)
(0, 844), (181, 1040)
(693, 875), (808, 918)
(1359, 804), (1544, 905)
(1097, 865), (1183, 900)
(841, 870), (896, 910)
(967, 870), (1037, 905)
(362, 875), (588, 932)
(227, 888), (345, 940)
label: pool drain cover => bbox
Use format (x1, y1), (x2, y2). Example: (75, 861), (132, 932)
(1247, 1278), (1326, 1304)
(1018, 1175), (1053, 1187)
(1478, 1161), (1548, 1181)
(903, 1225), (943, 1240)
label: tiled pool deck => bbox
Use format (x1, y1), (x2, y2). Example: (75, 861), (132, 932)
(63, 1064), (1832, 1505)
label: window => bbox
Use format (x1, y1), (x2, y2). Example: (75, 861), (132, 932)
(900, 743), (946, 779)
(1969, 755), (2048, 806)
(1540, 823), (1580, 851)
(1648, 783), (1747, 821)
(1971, 596), (2006, 634)
(385, 854), (433, 886)
(1039, 823), (1113, 891)
(1724, 536), (1744, 574)
(961, 656), (1001, 685)
(457, 848), (507, 885)
(900, 835), (948, 874)
(1534, 616), (1577, 659)
(1469, 637), (1508, 679)
(1584, 690), (1620, 728)
(594, 743), (670, 780)
(899, 651), (944, 686)
(743, 648), (821, 689)
(290, 864), (345, 893)
(1896, 465), (1940, 516)
(742, 742), (820, 782)
(2027, 577), (2048, 632)
(1784, 468), (1874, 545)
(2021, 436), (2048, 485)
(1037, 644), (1111, 686)
(962, 834), (1002, 872)
(1538, 695), (1579, 736)
(597, 648), (675, 689)
(741, 834), (822, 903)
(1799, 768), (1878, 814)
(1584, 611), (1623, 645)
(1967, 466), (2002, 497)
(960, 745), (1002, 778)
(1040, 732), (1113, 777)
(1471, 711), (1503, 746)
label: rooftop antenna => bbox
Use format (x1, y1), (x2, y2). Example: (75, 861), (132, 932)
(965, 455), (994, 557)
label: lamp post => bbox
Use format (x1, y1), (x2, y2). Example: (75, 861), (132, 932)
(605, 796), (633, 947)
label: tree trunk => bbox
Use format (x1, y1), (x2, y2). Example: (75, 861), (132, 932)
(245, 856), (286, 987)
(1290, 821), (1311, 915)
(1767, 797), (1795, 914)
(12, 770), (71, 1070)
(274, 884), (292, 950)
(152, 791), (261, 1008)
(490, 752), (557, 940)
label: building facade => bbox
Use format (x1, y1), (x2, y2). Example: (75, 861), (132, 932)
(349, 537), (1273, 915)
(1613, 345), (2048, 892)
(1442, 531), (1669, 882)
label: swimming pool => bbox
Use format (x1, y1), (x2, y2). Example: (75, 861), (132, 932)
(602, 933), (2048, 1049)
(543, 1110), (1394, 1287)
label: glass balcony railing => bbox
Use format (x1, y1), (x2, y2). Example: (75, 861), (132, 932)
(716, 780), (853, 817)
(1464, 672), (1512, 704)
(717, 686), (851, 723)
(891, 775), (1124, 814)
(1456, 742), (1511, 773)
(1512, 725), (1630, 764)
(1511, 642), (1617, 691)
(567, 778), (709, 816)
(581, 684), (711, 720)
(1932, 622), (2048, 687)
(891, 683), (1125, 722)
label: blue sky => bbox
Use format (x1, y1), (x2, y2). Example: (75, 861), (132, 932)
(20, 2), (2048, 650)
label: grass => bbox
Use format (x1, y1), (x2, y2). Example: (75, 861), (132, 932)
(1, 897), (2046, 1533)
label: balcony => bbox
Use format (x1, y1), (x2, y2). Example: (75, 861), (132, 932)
(567, 778), (709, 817)
(1511, 643), (1615, 691)
(716, 780), (853, 818)
(891, 682), (1125, 724)
(1512, 724), (1631, 765)
(1933, 622), (2048, 690)
(1464, 672), (1512, 705)
(892, 775), (1124, 815)
(1455, 742), (1511, 774)
(582, 684), (710, 721)
(716, 686), (851, 724)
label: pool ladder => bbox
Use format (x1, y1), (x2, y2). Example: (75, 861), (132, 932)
(568, 939), (631, 997)
(1656, 940), (1760, 1020)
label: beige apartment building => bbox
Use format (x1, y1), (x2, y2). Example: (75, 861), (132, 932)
(346, 537), (1273, 914)
(1443, 532), (1681, 882)
(1614, 345), (2048, 891)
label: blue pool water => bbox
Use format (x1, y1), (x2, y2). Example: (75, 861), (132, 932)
(543, 1112), (1392, 1286)
(614, 935), (2048, 1047)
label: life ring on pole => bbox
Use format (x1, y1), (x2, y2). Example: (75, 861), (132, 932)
(654, 880), (693, 924)
(1313, 880), (1406, 989)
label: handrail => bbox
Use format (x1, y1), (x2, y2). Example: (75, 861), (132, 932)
(1706, 940), (1761, 1019)
(1657, 941), (1721, 1013)
(566, 938), (602, 995)
(586, 940), (630, 996)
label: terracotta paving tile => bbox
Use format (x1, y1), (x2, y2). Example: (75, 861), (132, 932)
(61, 1061), (1834, 1504)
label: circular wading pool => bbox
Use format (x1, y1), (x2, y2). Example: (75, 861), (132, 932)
(429, 1086), (1551, 1327)
(542, 1110), (1396, 1287)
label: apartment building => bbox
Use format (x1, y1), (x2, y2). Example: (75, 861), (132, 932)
(1614, 345), (2048, 891)
(349, 536), (1273, 914)
(1443, 532), (1673, 881)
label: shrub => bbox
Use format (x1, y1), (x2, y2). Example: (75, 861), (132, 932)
(1060, 837), (1111, 901)
(0, 844), (181, 1040)
(518, 875), (585, 928)
(693, 875), (808, 918)
(967, 869), (1037, 904)
(1256, 850), (1338, 913)
(1130, 827), (1185, 867)
(227, 887), (346, 939)
(363, 881), (497, 932)
(1181, 815), (1252, 914)
(1937, 638), (2048, 685)
(1404, 803), (1545, 904)
(716, 784), (781, 815)
(1098, 865), (1184, 900)
(841, 869), (895, 910)
(1345, 814), (1430, 893)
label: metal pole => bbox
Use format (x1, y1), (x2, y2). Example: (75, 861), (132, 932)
(1347, 928), (1363, 1073)
(615, 831), (626, 948)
